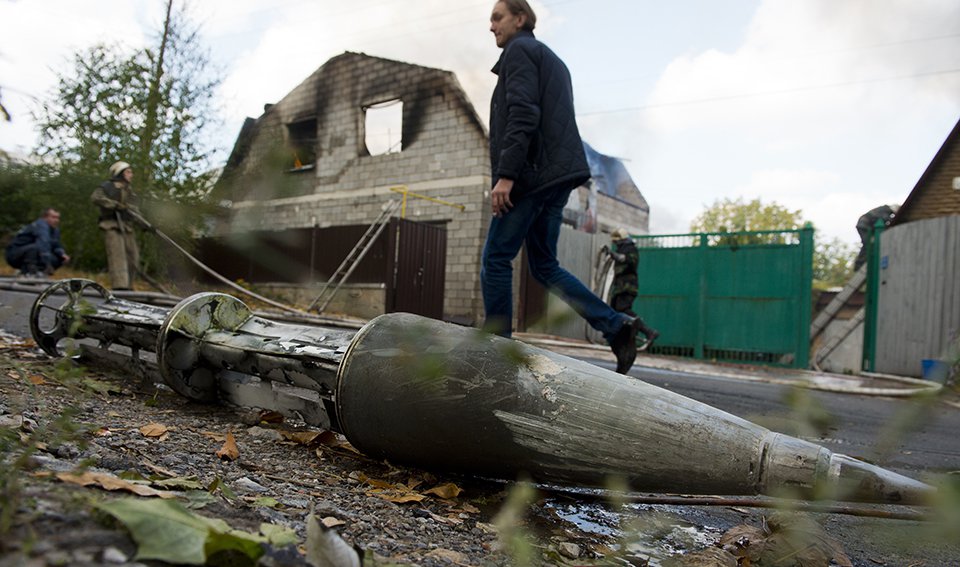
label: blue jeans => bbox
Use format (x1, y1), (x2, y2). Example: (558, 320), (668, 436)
(4, 242), (62, 272)
(481, 185), (629, 342)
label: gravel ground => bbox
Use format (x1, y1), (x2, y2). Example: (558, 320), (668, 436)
(1, 332), (518, 566)
(3, 327), (958, 567)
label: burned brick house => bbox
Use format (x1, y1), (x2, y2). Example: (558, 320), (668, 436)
(210, 52), (650, 325)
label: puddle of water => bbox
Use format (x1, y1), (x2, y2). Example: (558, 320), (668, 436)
(541, 499), (724, 565)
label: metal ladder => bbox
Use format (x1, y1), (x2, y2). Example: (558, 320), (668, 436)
(809, 263), (867, 342)
(809, 263), (868, 370)
(308, 200), (401, 313)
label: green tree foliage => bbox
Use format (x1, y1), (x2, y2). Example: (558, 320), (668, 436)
(35, 0), (220, 204)
(13, 0), (222, 273)
(690, 197), (856, 288)
(0, 162), (105, 271)
(690, 197), (804, 234)
(813, 237), (857, 289)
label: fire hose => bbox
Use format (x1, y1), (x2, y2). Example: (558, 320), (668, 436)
(126, 210), (304, 315)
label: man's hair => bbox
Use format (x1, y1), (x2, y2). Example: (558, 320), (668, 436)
(41, 208), (59, 218)
(500, 0), (537, 31)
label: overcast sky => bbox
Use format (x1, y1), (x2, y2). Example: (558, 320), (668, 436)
(2, 0), (958, 245)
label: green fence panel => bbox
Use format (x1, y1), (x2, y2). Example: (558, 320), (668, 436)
(633, 228), (813, 368)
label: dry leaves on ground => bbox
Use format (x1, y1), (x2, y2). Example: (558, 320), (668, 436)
(56, 471), (177, 499)
(216, 431), (240, 461)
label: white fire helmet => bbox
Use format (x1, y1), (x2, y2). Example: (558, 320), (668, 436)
(109, 161), (132, 178)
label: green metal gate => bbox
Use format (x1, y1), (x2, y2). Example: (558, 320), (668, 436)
(634, 227), (813, 368)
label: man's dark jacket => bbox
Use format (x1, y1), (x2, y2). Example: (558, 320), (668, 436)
(489, 30), (590, 199)
(4, 218), (65, 267)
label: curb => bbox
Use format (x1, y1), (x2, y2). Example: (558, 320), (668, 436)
(516, 334), (944, 398)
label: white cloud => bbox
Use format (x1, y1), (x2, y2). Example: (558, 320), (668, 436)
(624, 0), (959, 243)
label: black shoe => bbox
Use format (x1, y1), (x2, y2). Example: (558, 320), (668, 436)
(611, 317), (640, 374)
(638, 329), (660, 352)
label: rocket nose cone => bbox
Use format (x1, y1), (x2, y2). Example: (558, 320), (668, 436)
(829, 454), (935, 505)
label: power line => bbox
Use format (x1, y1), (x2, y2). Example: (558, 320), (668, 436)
(578, 67), (960, 117)
(576, 31), (960, 91)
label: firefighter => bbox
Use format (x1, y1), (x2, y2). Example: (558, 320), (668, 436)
(91, 161), (149, 290)
(604, 228), (659, 351)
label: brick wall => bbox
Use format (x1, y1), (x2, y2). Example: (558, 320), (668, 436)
(898, 120), (960, 224)
(220, 53), (490, 323)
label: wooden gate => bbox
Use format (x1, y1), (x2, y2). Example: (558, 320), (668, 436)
(385, 218), (447, 320)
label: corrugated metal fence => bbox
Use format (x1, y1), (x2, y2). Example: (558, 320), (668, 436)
(876, 215), (960, 376)
(634, 229), (814, 368)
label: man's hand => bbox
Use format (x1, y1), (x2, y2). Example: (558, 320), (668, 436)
(600, 245), (610, 255)
(491, 178), (514, 217)
(61, 253), (71, 264)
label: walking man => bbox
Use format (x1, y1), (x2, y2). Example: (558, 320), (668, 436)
(483, 0), (642, 374)
(91, 161), (148, 290)
(4, 208), (70, 277)
(605, 228), (659, 351)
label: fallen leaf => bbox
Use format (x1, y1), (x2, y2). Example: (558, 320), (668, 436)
(260, 523), (297, 547)
(375, 491), (425, 504)
(97, 498), (265, 565)
(425, 482), (462, 499)
(216, 432), (240, 461)
(460, 503), (480, 514)
(365, 478), (397, 490)
(139, 423), (169, 438)
(57, 471), (176, 499)
(153, 476), (205, 490)
(28, 374), (45, 385)
(201, 431), (226, 442)
(182, 490), (218, 510)
(279, 430), (321, 446)
(250, 496), (281, 508)
(314, 430), (342, 446)
(83, 378), (121, 395)
(321, 517), (346, 528)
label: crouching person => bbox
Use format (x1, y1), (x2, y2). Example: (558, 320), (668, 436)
(4, 208), (70, 278)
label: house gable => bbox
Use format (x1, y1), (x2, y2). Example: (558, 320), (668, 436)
(892, 118), (960, 225)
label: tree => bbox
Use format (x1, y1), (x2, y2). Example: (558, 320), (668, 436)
(690, 197), (804, 234)
(27, 0), (222, 271)
(813, 237), (857, 288)
(690, 198), (856, 288)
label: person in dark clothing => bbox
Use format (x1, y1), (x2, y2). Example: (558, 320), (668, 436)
(4, 208), (70, 277)
(603, 228), (659, 351)
(482, 0), (642, 374)
(853, 204), (899, 271)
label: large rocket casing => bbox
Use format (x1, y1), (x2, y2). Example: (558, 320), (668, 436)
(28, 281), (933, 505)
(337, 313), (932, 505)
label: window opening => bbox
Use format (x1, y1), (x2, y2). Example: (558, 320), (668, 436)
(287, 118), (317, 170)
(364, 99), (403, 156)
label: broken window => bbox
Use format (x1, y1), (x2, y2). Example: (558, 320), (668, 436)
(286, 117), (317, 170)
(363, 100), (403, 156)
